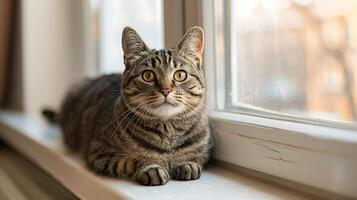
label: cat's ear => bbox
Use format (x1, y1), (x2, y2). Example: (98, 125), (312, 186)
(122, 26), (149, 66)
(176, 26), (204, 69)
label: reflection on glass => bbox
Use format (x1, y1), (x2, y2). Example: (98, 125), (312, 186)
(229, 0), (357, 124)
(95, 0), (163, 73)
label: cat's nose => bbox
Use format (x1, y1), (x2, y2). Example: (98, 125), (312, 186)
(160, 88), (172, 97)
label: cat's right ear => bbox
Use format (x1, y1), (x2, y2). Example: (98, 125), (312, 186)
(122, 26), (149, 66)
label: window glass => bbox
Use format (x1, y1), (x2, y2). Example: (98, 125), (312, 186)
(93, 0), (164, 73)
(225, 0), (357, 125)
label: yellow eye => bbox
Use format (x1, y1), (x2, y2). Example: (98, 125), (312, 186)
(173, 70), (187, 82)
(142, 70), (156, 82)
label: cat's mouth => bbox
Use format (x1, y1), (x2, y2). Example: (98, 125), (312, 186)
(153, 100), (177, 108)
(150, 100), (184, 118)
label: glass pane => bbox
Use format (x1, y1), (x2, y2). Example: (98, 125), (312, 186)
(228, 0), (357, 125)
(97, 0), (164, 73)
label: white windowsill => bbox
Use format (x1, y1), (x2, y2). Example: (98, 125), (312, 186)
(209, 110), (357, 199)
(0, 111), (318, 200)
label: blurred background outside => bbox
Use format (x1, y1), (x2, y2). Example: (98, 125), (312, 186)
(91, 0), (164, 73)
(227, 0), (357, 125)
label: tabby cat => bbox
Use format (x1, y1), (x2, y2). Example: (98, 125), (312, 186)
(60, 26), (211, 186)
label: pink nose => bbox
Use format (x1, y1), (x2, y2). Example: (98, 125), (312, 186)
(160, 88), (172, 97)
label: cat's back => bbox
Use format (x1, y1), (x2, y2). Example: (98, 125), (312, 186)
(60, 73), (122, 152)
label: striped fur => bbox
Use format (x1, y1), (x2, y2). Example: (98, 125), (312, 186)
(60, 26), (211, 186)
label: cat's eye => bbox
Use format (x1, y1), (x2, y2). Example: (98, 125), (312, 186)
(142, 70), (156, 82)
(173, 70), (187, 82)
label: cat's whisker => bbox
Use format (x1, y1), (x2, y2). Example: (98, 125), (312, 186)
(182, 102), (221, 145)
(115, 102), (145, 132)
(129, 105), (151, 137)
(102, 97), (149, 131)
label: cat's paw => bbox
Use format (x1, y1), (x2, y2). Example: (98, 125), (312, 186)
(173, 162), (201, 181)
(136, 165), (169, 186)
(116, 157), (136, 177)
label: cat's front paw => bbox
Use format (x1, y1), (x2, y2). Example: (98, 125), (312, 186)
(136, 165), (169, 186)
(174, 162), (201, 181)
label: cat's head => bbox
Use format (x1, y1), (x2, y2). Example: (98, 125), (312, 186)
(121, 26), (205, 119)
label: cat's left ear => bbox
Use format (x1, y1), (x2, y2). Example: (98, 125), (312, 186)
(122, 26), (150, 67)
(176, 26), (204, 69)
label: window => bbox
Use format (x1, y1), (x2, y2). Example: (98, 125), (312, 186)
(214, 0), (357, 127)
(91, 0), (164, 73)
(203, 0), (357, 198)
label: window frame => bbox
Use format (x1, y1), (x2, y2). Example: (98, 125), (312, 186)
(202, 0), (357, 198)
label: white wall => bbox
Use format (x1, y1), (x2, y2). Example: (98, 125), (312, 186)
(21, 0), (90, 117)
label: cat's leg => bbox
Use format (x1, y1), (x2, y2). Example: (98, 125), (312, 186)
(87, 142), (170, 185)
(86, 142), (137, 178)
(133, 162), (170, 186)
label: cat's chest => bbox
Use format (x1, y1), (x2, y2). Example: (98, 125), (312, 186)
(155, 123), (183, 147)
(156, 120), (193, 135)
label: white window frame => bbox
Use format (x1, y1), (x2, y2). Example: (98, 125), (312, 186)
(202, 0), (357, 198)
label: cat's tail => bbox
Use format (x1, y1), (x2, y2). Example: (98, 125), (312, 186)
(42, 108), (59, 124)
